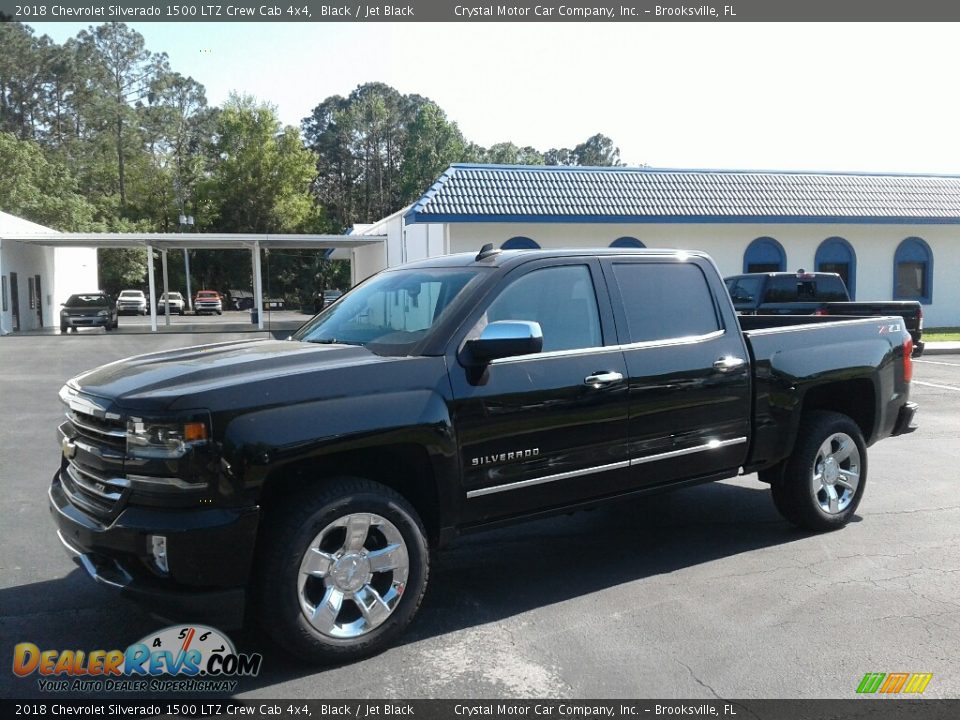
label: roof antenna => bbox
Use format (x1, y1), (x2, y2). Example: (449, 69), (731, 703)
(475, 243), (501, 261)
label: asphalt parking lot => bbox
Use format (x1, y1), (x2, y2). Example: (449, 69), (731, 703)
(1, 334), (958, 700)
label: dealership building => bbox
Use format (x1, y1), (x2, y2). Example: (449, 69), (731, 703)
(350, 164), (960, 327)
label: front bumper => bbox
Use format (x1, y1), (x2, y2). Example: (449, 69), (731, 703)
(62, 315), (111, 328)
(49, 474), (258, 628)
(892, 401), (919, 436)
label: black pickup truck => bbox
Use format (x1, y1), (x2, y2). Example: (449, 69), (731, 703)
(724, 270), (924, 355)
(50, 247), (917, 663)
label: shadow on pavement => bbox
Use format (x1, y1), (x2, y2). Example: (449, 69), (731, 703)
(1, 479), (812, 698)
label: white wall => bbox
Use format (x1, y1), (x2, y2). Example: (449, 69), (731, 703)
(441, 222), (959, 327)
(0, 241), (98, 333)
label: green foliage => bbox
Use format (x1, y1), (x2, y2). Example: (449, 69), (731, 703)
(0, 132), (96, 229)
(2, 22), (629, 304)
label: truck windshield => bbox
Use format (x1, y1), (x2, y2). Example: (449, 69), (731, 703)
(293, 268), (485, 355)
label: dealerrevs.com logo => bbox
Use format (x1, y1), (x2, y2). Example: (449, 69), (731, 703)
(13, 625), (262, 693)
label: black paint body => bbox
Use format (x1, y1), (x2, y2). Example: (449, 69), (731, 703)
(49, 249), (917, 625)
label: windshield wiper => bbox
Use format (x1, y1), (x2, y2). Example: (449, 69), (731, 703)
(306, 338), (364, 346)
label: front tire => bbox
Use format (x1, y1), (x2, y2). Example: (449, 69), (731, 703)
(256, 477), (429, 664)
(770, 411), (867, 531)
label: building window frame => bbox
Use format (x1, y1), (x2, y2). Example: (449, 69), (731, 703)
(743, 237), (786, 273)
(893, 237), (933, 305)
(609, 236), (645, 248)
(501, 236), (540, 250)
(815, 236), (857, 299)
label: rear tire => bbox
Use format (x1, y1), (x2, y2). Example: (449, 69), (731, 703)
(770, 411), (867, 531)
(255, 477), (429, 664)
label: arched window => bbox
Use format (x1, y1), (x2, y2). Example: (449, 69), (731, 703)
(501, 236), (540, 250)
(610, 236), (645, 248)
(894, 237), (933, 304)
(815, 237), (857, 299)
(743, 237), (786, 273)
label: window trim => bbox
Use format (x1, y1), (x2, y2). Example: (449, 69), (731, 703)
(743, 236), (787, 273)
(815, 236), (857, 299)
(1, 275), (7, 312)
(893, 236), (933, 305)
(501, 236), (540, 250)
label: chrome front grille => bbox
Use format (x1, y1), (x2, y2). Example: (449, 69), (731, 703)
(62, 459), (130, 516)
(59, 385), (129, 518)
(66, 409), (126, 451)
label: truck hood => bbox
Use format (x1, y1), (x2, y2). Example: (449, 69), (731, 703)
(71, 339), (393, 410)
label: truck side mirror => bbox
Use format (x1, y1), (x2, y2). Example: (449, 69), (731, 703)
(465, 321), (543, 363)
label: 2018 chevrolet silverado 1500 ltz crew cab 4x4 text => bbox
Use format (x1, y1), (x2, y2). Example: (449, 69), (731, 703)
(50, 246), (917, 663)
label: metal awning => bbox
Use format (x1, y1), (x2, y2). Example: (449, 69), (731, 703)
(0, 232), (385, 332)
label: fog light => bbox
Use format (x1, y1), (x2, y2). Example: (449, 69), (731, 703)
(149, 535), (169, 573)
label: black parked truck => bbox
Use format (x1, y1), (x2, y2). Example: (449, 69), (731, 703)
(724, 270), (925, 355)
(51, 247), (918, 663)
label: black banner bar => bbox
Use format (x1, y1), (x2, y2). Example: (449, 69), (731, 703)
(3, 700), (960, 720)
(1, 0), (960, 22)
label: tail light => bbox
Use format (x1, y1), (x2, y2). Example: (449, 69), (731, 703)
(813, 308), (828, 316)
(918, 306), (924, 330)
(903, 338), (913, 383)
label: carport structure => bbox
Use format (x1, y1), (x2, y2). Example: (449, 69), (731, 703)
(0, 231), (385, 331)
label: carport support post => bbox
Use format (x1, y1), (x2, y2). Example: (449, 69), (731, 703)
(146, 244), (157, 333)
(252, 240), (264, 330)
(161, 249), (171, 326)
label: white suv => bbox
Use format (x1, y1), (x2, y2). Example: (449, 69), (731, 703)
(116, 290), (147, 315)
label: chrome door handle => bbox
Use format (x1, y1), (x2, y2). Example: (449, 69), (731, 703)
(713, 356), (746, 371)
(584, 371), (624, 388)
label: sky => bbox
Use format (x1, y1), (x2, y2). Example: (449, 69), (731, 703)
(29, 21), (960, 174)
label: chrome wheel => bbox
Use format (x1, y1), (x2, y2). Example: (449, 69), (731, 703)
(812, 432), (861, 514)
(297, 513), (409, 639)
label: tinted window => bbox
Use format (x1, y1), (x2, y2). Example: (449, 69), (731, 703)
(725, 276), (764, 305)
(612, 263), (720, 343)
(483, 265), (602, 352)
(295, 268), (484, 354)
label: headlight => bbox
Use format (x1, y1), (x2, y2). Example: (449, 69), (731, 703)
(127, 418), (209, 459)
(98, 310), (109, 317)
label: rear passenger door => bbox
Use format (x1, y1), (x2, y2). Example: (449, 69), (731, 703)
(600, 256), (751, 487)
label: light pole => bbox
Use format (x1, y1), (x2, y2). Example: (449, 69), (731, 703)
(179, 214), (194, 312)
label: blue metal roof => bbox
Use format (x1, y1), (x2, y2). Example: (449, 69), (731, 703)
(404, 164), (960, 225)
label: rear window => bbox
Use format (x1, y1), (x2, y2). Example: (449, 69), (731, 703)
(612, 262), (722, 343)
(764, 275), (847, 303)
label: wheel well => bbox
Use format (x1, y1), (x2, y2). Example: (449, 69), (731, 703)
(258, 444), (441, 546)
(801, 379), (876, 442)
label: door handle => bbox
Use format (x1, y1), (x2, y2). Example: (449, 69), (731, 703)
(713, 356), (746, 372)
(584, 371), (624, 388)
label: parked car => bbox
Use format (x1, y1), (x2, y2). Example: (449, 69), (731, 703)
(193, 290), (222, 315)
(50, 246), (917, 663)
(227, 289), (254, 311)
(115, 289), (147, 316)
(312, 289), (343, 314)
(724, 270), (924, 355)
(157, 292), (186, 315)
(60, 292), (118, 332)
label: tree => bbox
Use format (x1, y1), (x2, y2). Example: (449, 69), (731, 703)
(0, 131), (95, 230)
(572, 133), (622, 167)
(401, 102), (467, 199)
(76, 22), (170, 208)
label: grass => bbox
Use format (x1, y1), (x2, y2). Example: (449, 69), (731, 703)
(925, 327), (960, 342)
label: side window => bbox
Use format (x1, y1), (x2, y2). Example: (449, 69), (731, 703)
(484, 265), (602, 353)
(612, 263), (721, 343)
